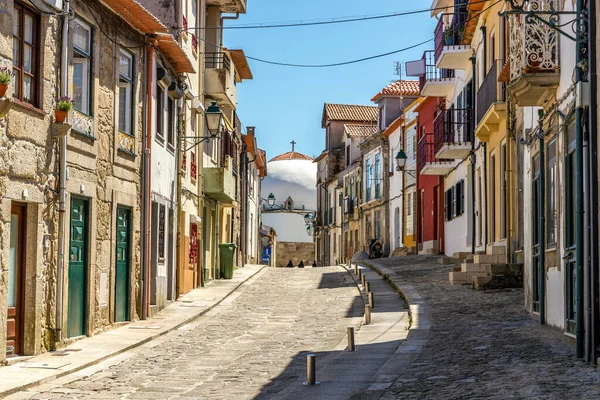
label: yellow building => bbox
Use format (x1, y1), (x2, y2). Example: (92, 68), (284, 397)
(466, 0), (516, 261)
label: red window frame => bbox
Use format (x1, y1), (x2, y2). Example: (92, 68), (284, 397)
(189, 223), (198, 264)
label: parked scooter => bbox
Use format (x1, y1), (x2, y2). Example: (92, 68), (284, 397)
(369, 239), (383, 259)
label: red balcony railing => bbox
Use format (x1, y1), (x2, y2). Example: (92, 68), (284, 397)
(181, 150), (187, 173)
(434, 1), (469, 62)
(192, 34), (198, 53)
(191, 151), (197, 180)
(417, 133), (436, 173)
(182, 15), (188, 32)
(434, 107), (471, 155)
(419, 51), (455, 93)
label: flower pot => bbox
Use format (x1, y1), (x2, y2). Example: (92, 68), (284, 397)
(54, 109), (68, 123)
(0, 83), (7, 98)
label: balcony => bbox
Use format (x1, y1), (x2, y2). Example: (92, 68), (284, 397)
(476, 59), (507, 142)
(419, 51), (456, 98)
(434, 107), (471, 159)
(207, 0), (247, 13)
(204, 52), (237, 109)
(204, 155), (236, 204)
(434, 10), (471, 70)
(507, 2), (559, 106)
(417, 133), (454, 176)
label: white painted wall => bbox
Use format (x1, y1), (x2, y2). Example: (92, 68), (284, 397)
(151, 60), (177, 202)
(262, 213), (312, 243)
(388, 125), (403, 251)
(444, 162), (470, 256)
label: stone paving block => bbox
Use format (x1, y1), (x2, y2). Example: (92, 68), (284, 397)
(449, 271), (467, 285)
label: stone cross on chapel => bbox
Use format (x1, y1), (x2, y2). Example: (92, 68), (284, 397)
(291, 140), (296, 152)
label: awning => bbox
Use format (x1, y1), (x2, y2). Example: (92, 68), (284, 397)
(101, 0), (168, 34)
(154, 33), (196, 74)
(228, 49), (253, 81)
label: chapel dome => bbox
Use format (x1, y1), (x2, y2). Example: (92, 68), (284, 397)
(269, 151), (314, 162)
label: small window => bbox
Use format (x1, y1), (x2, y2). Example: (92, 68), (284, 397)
(156, 83), (164, 140)
(12, 3), (39, 105)
(118, 49), (133, 136)
(167, 97), (175, 149)
(547, 139), (557, 246)
(73, 19), (93, 115)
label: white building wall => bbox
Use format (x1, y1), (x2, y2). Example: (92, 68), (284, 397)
(444, 162), (470, 256)
(388, 126), (403, 251)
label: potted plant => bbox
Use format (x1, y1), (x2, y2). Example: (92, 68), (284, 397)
(0, 66), (12, 98)
(55, 96), (73, 123)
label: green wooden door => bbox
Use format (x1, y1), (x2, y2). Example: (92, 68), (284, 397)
(68, 198), (88, 338)
(115, 207), (130, 322)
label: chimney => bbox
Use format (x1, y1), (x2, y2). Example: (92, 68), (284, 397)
(247, 126), (256, 136)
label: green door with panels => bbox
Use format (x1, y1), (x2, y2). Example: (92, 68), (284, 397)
(68, 198), (88, 338)
(115, 207), (130, 322)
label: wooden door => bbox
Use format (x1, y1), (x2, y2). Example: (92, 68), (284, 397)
(6, 204), (25, 356)
(115, 207), (130, 322)
(68, 198), (88, 338)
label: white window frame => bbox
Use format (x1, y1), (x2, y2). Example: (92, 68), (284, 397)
(118, 49), (133, 136)
(73, 18), (92, 115)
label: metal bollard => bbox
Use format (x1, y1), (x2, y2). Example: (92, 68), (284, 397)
(354, 263), (358, 275)
(305, 354), (319, 385)
(365, 304), (371, 325)
(365, 281), (371, 293)
(369, 291), (375, 309)
(361, 273), (366, 287)
(347, 326), (355, 351)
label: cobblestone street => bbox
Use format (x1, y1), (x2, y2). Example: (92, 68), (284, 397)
(366, 256), (600, 400)
(12, 268), (363, 400)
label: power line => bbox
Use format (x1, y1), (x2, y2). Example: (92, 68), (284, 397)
(180, 0), (491, 31)
(245, 39), (433, 68)
(195, 0), (501, 69)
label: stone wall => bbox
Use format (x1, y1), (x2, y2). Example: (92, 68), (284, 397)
(275, 242), (316, 268)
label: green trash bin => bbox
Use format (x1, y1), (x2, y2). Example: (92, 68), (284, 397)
(219, 243), (236, 279)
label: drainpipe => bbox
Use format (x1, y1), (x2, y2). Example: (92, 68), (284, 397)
(55, 0), (70, 344)
(470, 55), (476, 255)
(142, 46), (155, 319)
(240, 142), (247, 268)
(588, 0), (599, 364)
(480, 26), (487, 74)
(215, 203), (220, 278)
(537, 109), (546, 326)
(175, 96), (184, 299)
(140, 45), (148, 319)
(575, 0), (586, 359)
(483, 142), (488, 252)
(220, 13), (240, 26)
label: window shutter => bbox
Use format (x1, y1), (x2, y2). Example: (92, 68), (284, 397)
(445, 190), (450, 221)
(459, 180), (465, 215)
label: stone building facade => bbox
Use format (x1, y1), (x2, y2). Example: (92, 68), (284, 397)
(0, 0), (159, 363)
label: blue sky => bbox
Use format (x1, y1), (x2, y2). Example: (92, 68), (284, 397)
(225, 0), (436, 160)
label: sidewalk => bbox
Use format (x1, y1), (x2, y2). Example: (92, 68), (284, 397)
(271, 263), (410, 399)
(0, 264), (265, 397)
(362, 256), (600, 400)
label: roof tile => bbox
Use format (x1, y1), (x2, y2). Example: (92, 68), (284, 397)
(371, 80), (420, 101)
(323, 104), (378, 124)
(344, 124), (378, 139)
(269, 151), (314, 162)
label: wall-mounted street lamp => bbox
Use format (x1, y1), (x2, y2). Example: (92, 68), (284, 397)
(182, 101), (224, 152)
(267, 193), (276, 207)
(261, 193), (316, 236)
(395, 149), (416, 177)
(303, 212), (312, 225)
(204, 101), (223, 137)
